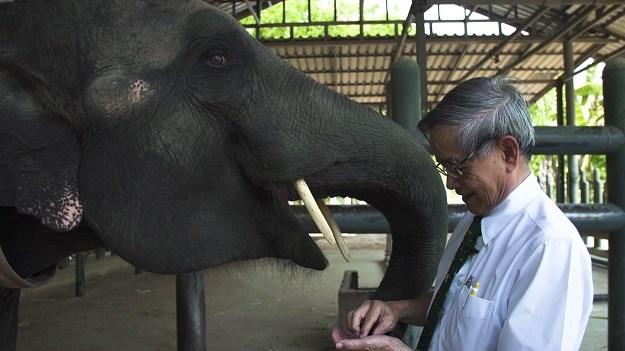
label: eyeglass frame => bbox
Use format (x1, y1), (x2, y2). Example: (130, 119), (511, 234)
(434, 138), (494, 178)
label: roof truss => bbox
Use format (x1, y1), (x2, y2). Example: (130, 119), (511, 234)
(206, 0), (625, 109)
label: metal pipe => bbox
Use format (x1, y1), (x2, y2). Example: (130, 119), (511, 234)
(176, 272), (206, 351)
(556, 82), (566, 203)
(580, 169), (589, 204)
(594, 168), (609, 251)
(524, 126), (625, 154)
(565, 40), (579, 203)
(416, 125), (625, 155)
(292, 204), (625, 234)
(75, 253), (85, 297)
(594, 168), (604, 204)
(414, 5), (428, 115)
(604, 56), (625, 351)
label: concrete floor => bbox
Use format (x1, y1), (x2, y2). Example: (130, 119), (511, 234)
(16, 235), (608, 350)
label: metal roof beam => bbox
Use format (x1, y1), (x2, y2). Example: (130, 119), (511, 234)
(497, 5), (595, 75)
(434, 44), (469, 102)
(278, 47), (609, 60)
(568, 5), (624, 42)
(320, 79), (555, 87)
(523, 5), (624, 101)
(460, 5), (550, 81)
(605, 27), (625, 42)
(384, 3), (416, 87)
(261, 35), (615, 48)
(305, 67), (565, 75)
(521, 41), (625, 104)
(390, 5), (415, 64)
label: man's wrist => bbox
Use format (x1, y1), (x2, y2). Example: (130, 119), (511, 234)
(391, 299), (412, 320)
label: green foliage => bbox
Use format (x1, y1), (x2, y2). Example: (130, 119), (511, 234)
(240, 0), (415, 40)
(529, 89), (556, 183)
(530, 65), (606, 201)
(529, 89), (558, 127)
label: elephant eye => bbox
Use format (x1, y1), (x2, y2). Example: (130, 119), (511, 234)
(206, 50), (229, 67)
(208, 54), (225, 66)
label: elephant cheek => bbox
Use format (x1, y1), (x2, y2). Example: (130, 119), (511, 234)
(83, 75), (156, 119)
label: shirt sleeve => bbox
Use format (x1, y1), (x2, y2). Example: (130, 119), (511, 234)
(497, 235), (593, 350)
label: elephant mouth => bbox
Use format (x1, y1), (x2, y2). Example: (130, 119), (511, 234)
(292, 178), (351, 262)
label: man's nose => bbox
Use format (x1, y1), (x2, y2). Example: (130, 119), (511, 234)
(445, 175), (460, 190)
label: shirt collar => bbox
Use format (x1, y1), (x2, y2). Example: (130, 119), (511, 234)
(479, 174), (542, 245)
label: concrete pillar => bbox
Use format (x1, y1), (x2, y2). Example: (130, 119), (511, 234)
(390, 57), (421, 136)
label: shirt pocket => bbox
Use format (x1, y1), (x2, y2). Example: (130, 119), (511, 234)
(441, 285), (495, 350)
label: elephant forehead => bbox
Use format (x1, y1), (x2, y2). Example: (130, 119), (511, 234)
(80, 2), (200, 71)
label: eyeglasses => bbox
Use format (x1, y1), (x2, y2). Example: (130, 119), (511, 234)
(435, 139), (493, 178)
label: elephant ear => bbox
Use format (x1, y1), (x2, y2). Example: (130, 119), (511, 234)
(0, 68), (83, 232)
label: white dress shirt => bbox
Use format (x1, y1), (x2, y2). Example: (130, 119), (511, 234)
(427, 175), (593, 350)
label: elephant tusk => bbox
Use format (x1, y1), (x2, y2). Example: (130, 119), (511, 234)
(293, 178), (336, 245)
(316, 198), (351, 262)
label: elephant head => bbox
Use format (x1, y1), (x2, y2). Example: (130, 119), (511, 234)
(0, 0), (447, 301)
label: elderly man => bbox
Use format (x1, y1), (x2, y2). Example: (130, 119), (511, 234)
(332, 75), (593, 350)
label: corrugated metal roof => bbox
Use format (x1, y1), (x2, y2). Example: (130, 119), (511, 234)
(207, 1), (625, 109)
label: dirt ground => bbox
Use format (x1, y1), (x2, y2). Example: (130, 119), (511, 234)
(16, 233), (609, 350)
(17, 234), (390, 351)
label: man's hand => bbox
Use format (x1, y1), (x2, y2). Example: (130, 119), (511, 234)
(332, 327), (413, 351)
(346, 299), (406, 337)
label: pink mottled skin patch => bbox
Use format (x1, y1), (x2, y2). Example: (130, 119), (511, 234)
(56, 186), (83, 230)
(128, 79), (152, 103)
(21, 185), (83, 232)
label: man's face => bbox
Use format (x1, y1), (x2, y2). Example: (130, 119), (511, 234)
(429, 125), (510, 217)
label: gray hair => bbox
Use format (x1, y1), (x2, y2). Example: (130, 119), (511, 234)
(418, 75), (535, 161)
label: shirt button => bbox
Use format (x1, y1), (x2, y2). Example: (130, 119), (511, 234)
(456, 281), (462, 286)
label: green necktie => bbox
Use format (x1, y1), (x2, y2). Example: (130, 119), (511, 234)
(416, 216), (483, 351)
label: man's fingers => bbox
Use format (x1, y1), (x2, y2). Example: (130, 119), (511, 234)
(346, 310), (361, 336)
(332, 327), (346, 343)
(359, 302), (388, 337)
(360, 311), (378, 337)
(370, 320), (394, 336)
(335, 337), (368, 350)
(347, 302), (372, 336)
(335, 335), (397, 351)
(345, 300), (396, 338)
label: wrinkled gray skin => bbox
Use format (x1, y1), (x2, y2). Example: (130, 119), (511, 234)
(0, 0), (447, 348)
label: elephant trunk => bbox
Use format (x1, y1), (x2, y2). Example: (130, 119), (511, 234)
(306, 108), (448, 300)
(245, 60), (449, 300)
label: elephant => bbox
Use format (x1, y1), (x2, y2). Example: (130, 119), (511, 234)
(0, 0), (448, 349)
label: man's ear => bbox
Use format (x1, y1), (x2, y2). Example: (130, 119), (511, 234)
(0, 68), (83, 232)
(498, 135), (521, 170)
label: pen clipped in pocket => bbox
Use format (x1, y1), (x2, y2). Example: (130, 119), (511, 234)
(459, 285), (493, 319)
